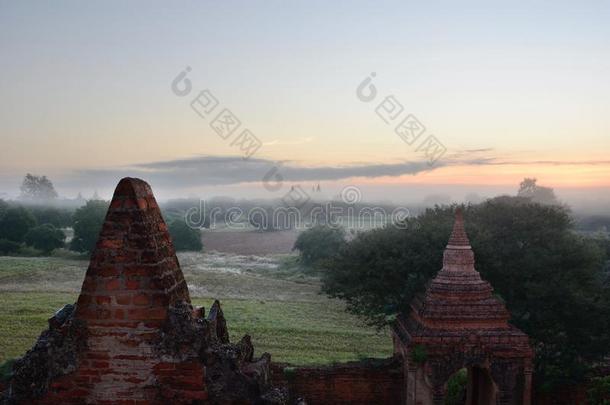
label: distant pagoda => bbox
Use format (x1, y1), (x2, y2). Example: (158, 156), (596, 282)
(392, 209), (533, 405)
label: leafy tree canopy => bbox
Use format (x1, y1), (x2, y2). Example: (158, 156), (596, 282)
(29, 207), (73, 228)
(168, 219), (203, 252)
(0, 199), (8, 219)
(0, 206), (36, 243)
(322, 197), (610, 386)
(70, 200), (108, 254)
(293, 225), (346, 267)
(587, 376), (610, 405)
(0, 239), (21, 255)
(517, 177), (558, 205)
(24, 224), (65, 253)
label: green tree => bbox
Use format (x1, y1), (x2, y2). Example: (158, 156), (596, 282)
(293, 225), (346, 267)
(168, 219), (203, 251)
(517, 177), (558, 205)
(587, 376), (610, 405)
(0, 199), (8, 219)
(19, 174), (58, 201)
(24, 224), (65, 253)
(0, 358), (15, 382)
(322, 198), (610, 386)
(0, 206), (36, 243)
(470, 198), (609, 387)
(0, 239), (21, 255)
(29, 207), (73, 228)
(70, 200), (108, 253)
(322, 215), (445, 326)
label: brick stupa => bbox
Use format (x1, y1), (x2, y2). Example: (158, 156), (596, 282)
(392, 209), (533, 405)
(3, 178), (284, 405)
(73, 177), (198, 403)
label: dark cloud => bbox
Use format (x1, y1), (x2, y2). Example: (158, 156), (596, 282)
(65, 155), (446, 189)
(58, 154), (610, 191)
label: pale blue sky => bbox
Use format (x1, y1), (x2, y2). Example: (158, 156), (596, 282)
(0, 0), (609, 200)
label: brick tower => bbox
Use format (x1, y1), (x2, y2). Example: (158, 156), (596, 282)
(392, 209), (533, 405)
(71, 177), (201, 403)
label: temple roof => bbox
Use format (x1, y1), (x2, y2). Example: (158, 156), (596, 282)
(394, 209), (530, 346)
(446, 208), (471, 248)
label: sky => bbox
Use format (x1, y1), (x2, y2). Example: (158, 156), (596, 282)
(1, 1), (609, 206)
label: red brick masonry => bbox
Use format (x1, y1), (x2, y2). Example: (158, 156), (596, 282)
(271, 358), (403, 405)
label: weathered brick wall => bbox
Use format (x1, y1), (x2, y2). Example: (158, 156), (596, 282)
(534, 384), (588, 405)
(270, 358), (403, 405)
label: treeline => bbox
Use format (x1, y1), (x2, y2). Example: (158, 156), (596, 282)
(0, 201), (74, 255)
(0, 199), (203, 255)
(162, 197), (404, 232)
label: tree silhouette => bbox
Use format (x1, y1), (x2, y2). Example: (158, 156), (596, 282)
(517, 177), (558, 205)
(19, 174), (58, 201)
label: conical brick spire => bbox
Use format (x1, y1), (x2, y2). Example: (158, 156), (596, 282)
(76, 177), (191, 324)
(442, 208), (476, 273)
(70, 177), (201, 403)
(446, 207), (470, 248)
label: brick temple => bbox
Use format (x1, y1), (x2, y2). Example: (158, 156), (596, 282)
(2, 178), (285, 404)
(392, 209), (533, 405)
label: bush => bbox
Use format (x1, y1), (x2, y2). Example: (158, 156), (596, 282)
(445, 368), (468, 405)
(0, 199), (8, 219)
(588, 376), (610, 405)
(293, 225), (346, 267)
(0, 239), (21, 255)
(445, 369), (467, 405)
(168, 219), (203, 251)
(0, 206), (36, 243)
(24, 224), (65, 253)
(0, 358), (15, 382)
(29, 206), (73, 228)
(70, 200), (108, 254)
(410, 344), (428, 365)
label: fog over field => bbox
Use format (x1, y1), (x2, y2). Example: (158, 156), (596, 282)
(1, 1), (609, 403)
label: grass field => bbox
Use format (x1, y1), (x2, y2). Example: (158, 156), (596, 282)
(0, 253), (391, 365)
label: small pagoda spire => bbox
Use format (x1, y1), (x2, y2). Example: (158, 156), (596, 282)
(442, 207), (476, 272)
(446, 207), (471, 248)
